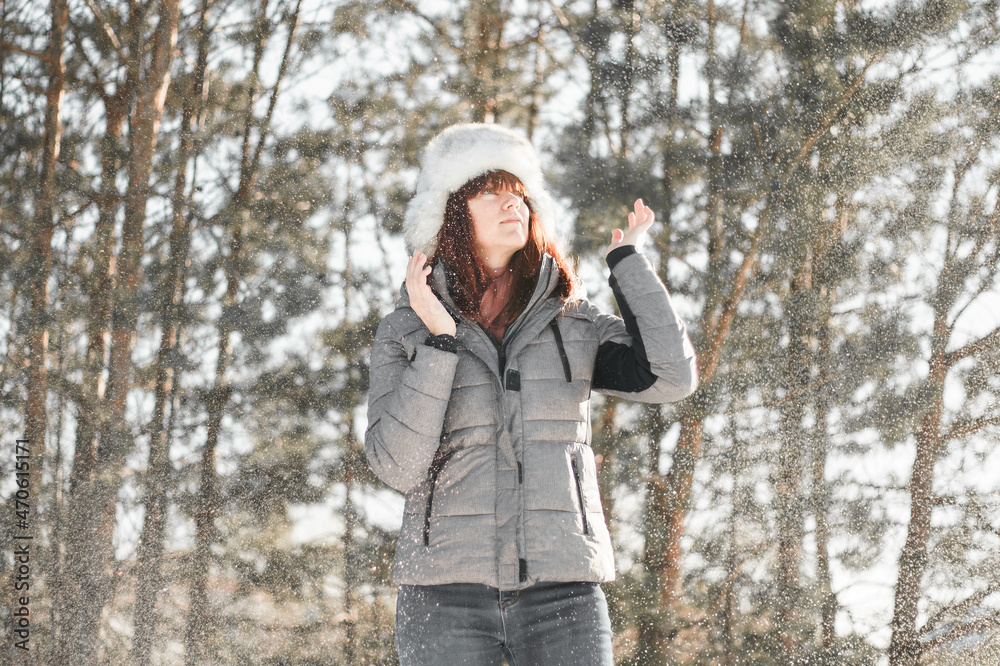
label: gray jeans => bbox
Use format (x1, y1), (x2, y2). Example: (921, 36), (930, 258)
(395, 581), (615, 666)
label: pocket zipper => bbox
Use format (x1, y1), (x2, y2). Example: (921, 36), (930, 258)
(571, 456), (590, 535)
(423, 448), (456, 546)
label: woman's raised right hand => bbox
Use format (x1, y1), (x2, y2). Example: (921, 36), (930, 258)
(406, 252), (457, 337)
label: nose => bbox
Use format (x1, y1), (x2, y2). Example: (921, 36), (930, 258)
(502, 191), (523, 209)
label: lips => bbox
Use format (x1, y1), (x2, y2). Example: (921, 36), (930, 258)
(500, 217), (523, 225)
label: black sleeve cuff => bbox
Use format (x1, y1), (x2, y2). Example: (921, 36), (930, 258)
(593, 340), (656, 392)
(606, 245), (638, 270)
(424, 334), (459, 354)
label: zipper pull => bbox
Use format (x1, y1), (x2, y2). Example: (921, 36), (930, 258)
(571, 457), (590, 535)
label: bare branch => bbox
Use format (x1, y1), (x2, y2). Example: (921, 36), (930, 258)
(544, 0), (569, 28)
(85, 0), (122, 50)
(945, 327), (1000, 366)
(248, 0), (302, 188)
(651, 233), (702, 275)
(235, 0), (272, 197)
(384, 0), (460, 56)
(737, 0), (749, 50)
(699, 539), (775, 623)
(921, 612), (1000, 654)
(701, 207), (767, 382)
(69, 17), (113, 103)
(84, 0), (135, 75)
(945, 413), (1000, 441)
(922, 584), (1000, 635)
(782, 54), (882, 182)
(0, 39), (58, 66)
(8, 72), (48, 95)
(963, 495), (1000, 540)
(948, 178), (1000, 329)
(699, 54), (884, 383)
(761, 374), (841, 409)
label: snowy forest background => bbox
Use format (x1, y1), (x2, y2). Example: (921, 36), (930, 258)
(2, 0), (1000, 664)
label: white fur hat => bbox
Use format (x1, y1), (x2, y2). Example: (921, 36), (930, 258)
(404, 123), (557, 255)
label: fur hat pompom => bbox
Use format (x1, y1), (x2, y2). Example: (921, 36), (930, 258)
(403, 123), (556, 255)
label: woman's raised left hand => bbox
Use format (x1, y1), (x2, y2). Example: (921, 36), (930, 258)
(605, 198), (654, 258)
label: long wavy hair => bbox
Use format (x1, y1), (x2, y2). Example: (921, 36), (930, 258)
(431, 170), (576, 328)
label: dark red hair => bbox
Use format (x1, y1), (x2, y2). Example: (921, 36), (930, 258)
(431, 170), (576, 328)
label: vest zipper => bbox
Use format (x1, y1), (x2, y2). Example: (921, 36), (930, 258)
(571, 456), (590, 535)
(549, 319), (572, 382)
(476, 322), (508, 377)
(423, 447), (456, 546)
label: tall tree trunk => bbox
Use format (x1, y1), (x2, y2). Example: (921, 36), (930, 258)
(340, 165), (360, 664)
(184, 357), (230, 666)
(660, 410), (704, 596)
(636, 402), (677, 665)
(618, 2), (637, 158)
(637, 3), (723, 660)
(579, 0), (601, 156)
(55, 93), (126, 661)
(634, 29), (683, 641)
(55, 98), (127, 665)
(58, 1), (181, 662)
(24, 0), (66, 526)
(812, 195), (849, 658)
(464, 0), (505, 122)
(184, 5), (299, 660)
(775, 247), (813, 657)
(592, 397), (620, 535)
(68, 0), (140, 493)
(342, 414), (361, 663)
(886, 172), (987, 664)
(45, 298), (69, 666)
(131, 3), (211, 662)
(888, 327), (949, 666)
(723, 575), (736, 666)
(812, 328), (836, 657)
(17, 1), (66, 664)
(723, 449), (744, 666)
(525, 12), (544, 141)
(69, 88), (129, 493)
(659, 34), (680, 259)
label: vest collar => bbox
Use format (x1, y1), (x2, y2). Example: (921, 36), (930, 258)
(397, 253), (561, 317)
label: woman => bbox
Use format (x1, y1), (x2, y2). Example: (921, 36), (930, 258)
(365, 124), (698, 665)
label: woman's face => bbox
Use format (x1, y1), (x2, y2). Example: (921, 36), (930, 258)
(467, 185), (529, 271)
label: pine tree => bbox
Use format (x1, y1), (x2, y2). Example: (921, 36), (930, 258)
(57, 2), (182, 662)
(884, 77), (1000, 666)
(130, 1), (213, 661)
(552, 0), (999, 662)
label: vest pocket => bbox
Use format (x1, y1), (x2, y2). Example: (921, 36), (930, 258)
(423, 447), (456, 546)
(570, 455), (590, 535)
